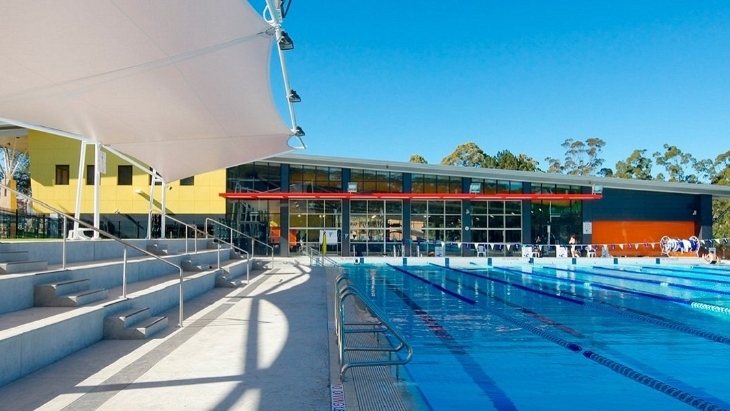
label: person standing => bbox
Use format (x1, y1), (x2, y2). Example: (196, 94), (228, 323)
(569, 234), (579, 257)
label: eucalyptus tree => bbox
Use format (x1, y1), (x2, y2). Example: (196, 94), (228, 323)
(545, 137), (606, 175)
(652, 144), (708, 183)
(484, 150), (539, 171)
(614, 149), (653, 180)
(440, 142), (487, 167)
(409, 154), (428, 164)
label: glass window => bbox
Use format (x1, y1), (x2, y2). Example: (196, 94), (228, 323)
(488, 202), (504, 215)
(505, 201), (521, 215)
(350, 200), (367, 213)
(117, 165), (133, 185)
(385, 200), (402, 214)
(86, 165), (95, 185)
(180, 176), (194, 186)
(410, 201), (427, 214)
(444, 201), (461, 215)
(55, 165), (70, 185)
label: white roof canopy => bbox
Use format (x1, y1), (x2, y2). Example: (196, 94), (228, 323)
(0, 0), (298, 182)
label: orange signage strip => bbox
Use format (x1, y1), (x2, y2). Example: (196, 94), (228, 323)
(219, 192), (602, 200)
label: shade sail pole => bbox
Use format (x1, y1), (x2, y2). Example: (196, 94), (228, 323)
(160, 181), (168, 239)
(147, 170), (156, 240)
(72, 141), (87, 237)
(93, 143), (102, 239)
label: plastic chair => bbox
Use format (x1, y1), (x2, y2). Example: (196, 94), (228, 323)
(476, 244), (486, 257)
(586, 245), (596, 257)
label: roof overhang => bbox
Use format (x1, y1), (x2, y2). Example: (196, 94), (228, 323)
(220, 192), (602, 201)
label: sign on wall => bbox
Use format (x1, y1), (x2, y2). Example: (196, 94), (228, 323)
(583, 222), (592, 235)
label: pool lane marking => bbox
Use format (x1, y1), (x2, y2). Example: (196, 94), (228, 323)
(398, 266), (729, 410)
(440, 275), (584, 338)
(391, 265), (583, 352)
(449, 265), (730, 346)
(544, 265), (730, 297)
(387, 264), (476, 305)
(599, 265), (730, 286)
(496, 265), (730, 316)
(582, 351), (727, 411)
(381, 267), (727, 411)
(381, 278), (519, 411)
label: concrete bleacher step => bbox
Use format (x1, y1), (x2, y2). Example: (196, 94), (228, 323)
(182, 259), (213, 272)
(0, 260), (48, 274)
(34, 279), (108, 307)
(103, 307), (168, 339)
(146, 243), (173, 256)
(215, 259), (253, 288)
(0, 250), (31, 263)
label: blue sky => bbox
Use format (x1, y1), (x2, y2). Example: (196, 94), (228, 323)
(262, 1), (730, 172)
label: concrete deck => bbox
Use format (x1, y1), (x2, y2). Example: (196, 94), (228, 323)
(0, 261), (333, 411)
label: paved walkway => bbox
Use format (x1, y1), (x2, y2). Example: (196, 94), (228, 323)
(0, 261), (331, 411)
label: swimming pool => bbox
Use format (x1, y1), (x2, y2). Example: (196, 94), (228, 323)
(342, 262), (730, 410)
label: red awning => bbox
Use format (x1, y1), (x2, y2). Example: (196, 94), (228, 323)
(219, 192), (602, 200)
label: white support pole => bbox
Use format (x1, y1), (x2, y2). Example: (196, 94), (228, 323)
(147, 170), (155, 240)
(160, 181), (168, 239)
(92, 143), (102, 239)
(73, 141), (87, 236)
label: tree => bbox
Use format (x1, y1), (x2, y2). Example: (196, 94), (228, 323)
(709, 150), (730, 247)
(484, 150), (539, 171)
(614, 149), (653, 180)
(545, 137), (606, 175)
(652, 144), (707, 183)
(440, 142), (487, 167)
(409, 154), (428, 164)
(0, 145), (30, 194)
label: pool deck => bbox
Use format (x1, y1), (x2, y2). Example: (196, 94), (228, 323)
(0, 260), (340, 411)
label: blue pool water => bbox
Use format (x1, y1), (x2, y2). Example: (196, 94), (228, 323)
(342, 262), (730, 410)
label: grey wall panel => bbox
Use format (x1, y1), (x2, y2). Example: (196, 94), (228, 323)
(592, 188), (696, 221)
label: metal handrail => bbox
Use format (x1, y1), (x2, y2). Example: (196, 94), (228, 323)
(152, 212), (211, 253)
(208, 237), (251, 285)
(334, 274), (413, 380)
(204, 218), (274, 265)
(303, 244), (339, 267)
(1, 184), (187, 327)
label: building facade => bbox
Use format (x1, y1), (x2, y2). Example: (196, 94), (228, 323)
(27, 131), (727, 257)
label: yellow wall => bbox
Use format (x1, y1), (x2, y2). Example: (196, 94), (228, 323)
(28, 130), (226, 215)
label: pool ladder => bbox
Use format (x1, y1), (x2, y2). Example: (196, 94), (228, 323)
(334, 274), (413, 381)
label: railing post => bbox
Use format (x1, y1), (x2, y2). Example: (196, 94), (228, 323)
(122, 245), (128, 298)
(217, 242), (221, 269)
(178, 268), (184, 327)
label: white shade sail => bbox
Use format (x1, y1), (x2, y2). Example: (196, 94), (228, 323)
(0, 0), (296, 182)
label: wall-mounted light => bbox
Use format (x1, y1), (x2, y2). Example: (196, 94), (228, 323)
(134, 189), (142, 194)
(278, 31), (294, 50)
(288, 89), (301, 103)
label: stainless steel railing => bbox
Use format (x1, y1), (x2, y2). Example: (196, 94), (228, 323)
(204, 218), (274, 265)
(152, 212), (211, 253)
(334, 273), (413, 381)
(303, 244), (339, 267)
(1, 184), (188, 327)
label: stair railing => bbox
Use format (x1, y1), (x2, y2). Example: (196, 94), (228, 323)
(303, 244), (339, 267)
(152, 212), (211, 253)
(334, 274), (413, 381)
(1, 184), (188, 327)
(204, 218), (274, 266)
